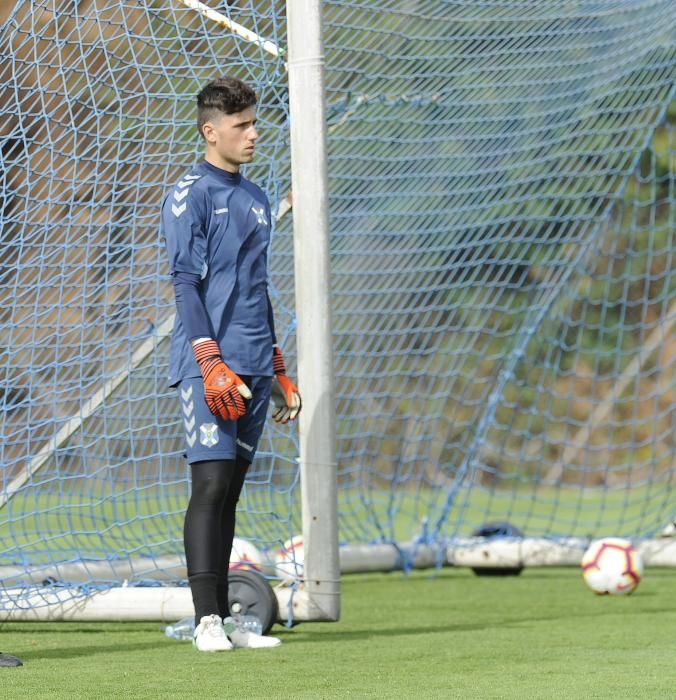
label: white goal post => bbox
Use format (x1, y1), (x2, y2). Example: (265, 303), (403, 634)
(0, 0), (340, 625)
(2, 537), (675, 621)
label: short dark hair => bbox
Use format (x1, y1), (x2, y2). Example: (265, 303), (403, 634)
(196, 77), (257, 139)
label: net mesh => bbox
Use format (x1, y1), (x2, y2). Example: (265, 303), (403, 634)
(0, 0), (674, 607)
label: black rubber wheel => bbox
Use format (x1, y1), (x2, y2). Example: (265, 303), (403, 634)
(471, 521), (524, 576)
(228, 568), (279, 634)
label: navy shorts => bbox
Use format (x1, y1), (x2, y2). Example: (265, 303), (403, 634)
(177, 375), (272, 464)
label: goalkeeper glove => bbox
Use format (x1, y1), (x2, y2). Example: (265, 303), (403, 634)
(271, 345), (302, 424)
(193, 339), (252, 421)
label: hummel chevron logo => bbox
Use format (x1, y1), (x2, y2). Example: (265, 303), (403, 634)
(177, 179), (195, 189)
(214, 207), (228, 215)
(172, 202), (187, 217)
(184, 415), (195, 432)
(173, 188), (189, 202)
(181, 386), (193, 401)
(182, 400), (194, 417)
(186, 431), (197, 447)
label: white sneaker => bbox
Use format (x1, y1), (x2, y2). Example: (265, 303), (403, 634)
(223, 616), (282, 649)
(193, 614), (233, 652)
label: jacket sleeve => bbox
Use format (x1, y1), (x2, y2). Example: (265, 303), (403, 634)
(173, 270), (213, 342)
(266, 289), (278, 346)
(161, 183), (207, 276)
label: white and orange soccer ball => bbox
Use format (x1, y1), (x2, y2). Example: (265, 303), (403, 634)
(274, 535), (304, 582)
(581, 537), (643, 595)
(229, 537), (264, 572)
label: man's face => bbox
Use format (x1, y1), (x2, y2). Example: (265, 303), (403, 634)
(203, 106), (258, 172)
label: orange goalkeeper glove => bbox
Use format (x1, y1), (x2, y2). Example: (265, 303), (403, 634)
(193, 339), (252, 421)
(271, 345), (302, 424)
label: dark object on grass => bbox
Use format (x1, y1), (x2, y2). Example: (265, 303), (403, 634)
(0, 653), (23, 667)
(228, 568), (279, 634)
(471, 521), (525, 576)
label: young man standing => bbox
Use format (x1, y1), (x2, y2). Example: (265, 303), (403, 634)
(161, 77), (301, 652)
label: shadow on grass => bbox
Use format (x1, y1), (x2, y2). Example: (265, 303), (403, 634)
(13, 640), (173, 662)
(4, 588), (674, 660)
(0, 624), (296, 661)
(0, 623), (162, 635)
(285, 603), (676, 644)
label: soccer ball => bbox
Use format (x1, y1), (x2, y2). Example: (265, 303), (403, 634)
(581, 537), (643, 595)
(229, 537), (264, 572)
(274, 535), (304, 582)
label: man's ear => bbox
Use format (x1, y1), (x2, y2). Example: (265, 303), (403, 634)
(202, 122), (216, 144)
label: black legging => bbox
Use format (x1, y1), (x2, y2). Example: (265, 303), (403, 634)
(184, 456), (250, 623)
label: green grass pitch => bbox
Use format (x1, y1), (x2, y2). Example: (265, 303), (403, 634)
(1, 567), (674, 699)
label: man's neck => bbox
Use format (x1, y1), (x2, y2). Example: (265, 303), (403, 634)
(204, 153), (240, 174)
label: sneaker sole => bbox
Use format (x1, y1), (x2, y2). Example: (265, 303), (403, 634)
(193, 640), (233, 652)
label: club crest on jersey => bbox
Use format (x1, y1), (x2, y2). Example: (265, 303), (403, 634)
(199, 422), (219, 448)
(251, 206), (268, 225)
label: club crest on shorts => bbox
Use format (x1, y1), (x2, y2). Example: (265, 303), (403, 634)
(199, 422), (219, 448)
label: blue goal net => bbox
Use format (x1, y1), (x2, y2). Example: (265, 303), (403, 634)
(0, 0), (674, 611)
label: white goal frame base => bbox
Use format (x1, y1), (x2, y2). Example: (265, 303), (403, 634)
(1, 538), (674, 621)
(447, 536), (676, 569)
(0, 585), (325, 623)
